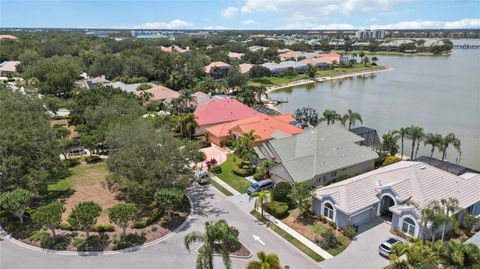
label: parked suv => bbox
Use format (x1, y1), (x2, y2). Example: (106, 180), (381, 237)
(247, 179), (274, 195)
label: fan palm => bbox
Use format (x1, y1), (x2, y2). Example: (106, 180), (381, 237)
(184, 220), (241, 269)
(246, 251), (281, 269)
(405, 126), (424, 160)
(320, 109), (341, 125)
(438, 133), (461, 161)
(423, 133), (442, 158)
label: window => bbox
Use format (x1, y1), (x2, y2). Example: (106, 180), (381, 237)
(323, 203), (334, 220)
(402, 217), (416, 236)
(330, 171), (337, 177)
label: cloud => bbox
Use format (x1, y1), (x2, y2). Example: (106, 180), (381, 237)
(242, 19), (256, 25)
(369, 17), (378, 22)
(204, 25), (229, 30)
(370, 18), (480, 29)
(131, 19), (194, 29)
(240, 0), (409, 17)
(279, 22), (356, 30)
(221, 7), (239, 18)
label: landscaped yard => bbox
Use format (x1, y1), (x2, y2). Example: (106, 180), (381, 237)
(282, 208), (351, 256)
(247, 64), (384, 87)
(213, 155), (252, 193)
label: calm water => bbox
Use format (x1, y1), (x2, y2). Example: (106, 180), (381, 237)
(270, 41), (480, 169)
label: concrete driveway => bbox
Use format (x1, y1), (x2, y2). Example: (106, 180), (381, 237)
(198, 144), (231, 170)
(0, 184), (319, 269)
(320, 218), (392, 269)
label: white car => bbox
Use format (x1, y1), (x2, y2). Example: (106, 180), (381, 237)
(378, 237), (403, 257)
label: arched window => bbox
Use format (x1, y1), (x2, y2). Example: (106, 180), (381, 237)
(402, 217), (416, 236)
(323, 202), (334, 220)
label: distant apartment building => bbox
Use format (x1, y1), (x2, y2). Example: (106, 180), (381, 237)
(355, 30), (373, 40)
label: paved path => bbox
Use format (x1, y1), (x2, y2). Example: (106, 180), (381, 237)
(0, 184), (319, 269)
(319, 218), (392, 269)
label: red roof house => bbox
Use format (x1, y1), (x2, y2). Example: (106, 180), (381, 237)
(194, 99), (257, 133)
(205, 114), (303, 146)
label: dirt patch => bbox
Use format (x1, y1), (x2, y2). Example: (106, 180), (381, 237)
(50, 119), (78, 139)
(283, 209), (316, 240)
(61, 162), (119, 224)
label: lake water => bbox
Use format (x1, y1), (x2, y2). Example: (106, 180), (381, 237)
(270, 40), (480, 169)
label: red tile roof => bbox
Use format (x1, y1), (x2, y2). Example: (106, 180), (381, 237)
(206, 114), (303, 142)
(194, 99), (257, 126)
(203, 61), (231, 73)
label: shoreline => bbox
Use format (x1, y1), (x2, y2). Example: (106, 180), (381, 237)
(265, 67), (393, 94)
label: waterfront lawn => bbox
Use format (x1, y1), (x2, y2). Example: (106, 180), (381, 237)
(283, 208), (350, 256)
(247, 64), (384, 87)
(214, 155), (252, 193)
(250, 210), (325, 262)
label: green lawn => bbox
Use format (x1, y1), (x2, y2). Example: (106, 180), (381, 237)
(209, 177), (233, 196)
(247, 64), (384, 87)
(214, 155), (252, 193)
(251, 210), (325, 262)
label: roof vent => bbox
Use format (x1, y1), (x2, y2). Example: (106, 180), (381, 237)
(419, 165), (426, 170)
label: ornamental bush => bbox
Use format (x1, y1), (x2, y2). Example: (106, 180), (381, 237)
(342, 225), (356, 239)
(319, 229), (340, 249)
(382, 156), (402, 167)
(94, 224), (115, 233)
(271, 182), (292, 203)
(232, 166), (254, 177)
(40, 235), (69, 250)
(112, 232), (147, 250)
(265, 201), (289, 219)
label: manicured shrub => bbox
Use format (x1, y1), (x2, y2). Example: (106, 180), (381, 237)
(72, 237), (84, 248)
(58, 222), (73, 230)
(319, 229), (340, 249)
(342, 225), (356, 239)
(94, 224), (115, 233)
(271, 182), (292, 203)
(71, 231), (79, 237)
(151, 226), (158, 232)
(210, 166), (222, 174)
(112, 232), (147, 250)
(382, 156), (401, 167)
(265, 201), (289, 219)
(40, 235), (69, 250)
(63, 158), (81, 167)
(131, 218), (147, 229)
(77, 233), (109, 251)
(146, 207), (164, 225)
(328, 221), (337, 230)
(232, 166), (254, 177)
(29, 230), (50, 242)
(85, 155), (102, 164)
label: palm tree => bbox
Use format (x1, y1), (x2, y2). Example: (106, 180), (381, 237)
(340, 114), (349, 128)
(405, 126), (424, 160)
(439, 198), (459, 245)
(423, 133), (442, 158)
(320, 109), (341, 125)
(393, 128), (408, 160)
(362, 56), (370, 67)
(251, 85), (267, 103)
(249, 190), (271, 218)
(177, 89), (196, 113)
(345, 109), (363, 130)
(438, 133), (461, 161)
(184, 220), (241, 269)
(371, 56), (378, 65)
(237, 88), (257, 107)
(414, 132), (424, 159)
(246, 251), (282, 269)
(175, 113), (196, 138)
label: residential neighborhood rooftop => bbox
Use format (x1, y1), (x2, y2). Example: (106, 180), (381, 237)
(133, 85), (180, 101)
(194, 99), (257, 126)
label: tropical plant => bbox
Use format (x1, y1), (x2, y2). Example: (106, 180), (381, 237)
(438, 198), (459, 245)
(184, 220), (241, 269)
(234, 130), (259, 160)
(176, 89), (196, 113)
(154, 188), (185, 221)
(107, 203), (138, 234)
(306, 64), (317, 79)
(392, 127), (408, 160)
(362, 56), (370, 67)
(0, 188), (34, 224)
(288, 182), (311, 215)
(174, 113), (196, 138)
(319, 229), (340, 249)
(391, 242), (439, 269)
(32, 202), (64, 236)
(343, 109), (363, 130)
(423, 133), (443, 158)
(405, 125), (424, 160)
(250, 190), (271, 218)
(371, 56), (378, 65)
(438, 133), (461, 161)
(237, 87), (257, 107)
(382, 132), (399, 156)
(67, 201), (102, 238)
(438, 240), (480, 268)
(320, 109), (341, 125)
(294, 107), (319, 128)
(246, 251), (282, 269)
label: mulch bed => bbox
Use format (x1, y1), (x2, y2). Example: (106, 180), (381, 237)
(198, 242), (252, 258)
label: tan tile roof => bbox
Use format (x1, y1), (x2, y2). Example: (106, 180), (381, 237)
(134, 85), (180, 101)
(203, 61), (231, 73)
(0, 61), (20, 73)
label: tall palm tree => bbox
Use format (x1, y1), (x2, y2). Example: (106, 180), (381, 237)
(246, 251), (282, 269)
(345, 109), (363, 130)
(340, 114), (349, 128)
(249, 190), (271, 218)
(320, 109), (341, 125)
(362, 56), (370, 67)
(175, 113), (196, 138)
(438, 133), (461, 161)
(439, 198), (459, 245)
(406, 126), (424, 160)
(393, 128), (408, 160)
(423, 133), (442, 158)
(184, 220), (241, 269)
(414, 132), (424, 159)
(177, 89), (196, 113)
(237, 88), (257, 107)
(251, 85), (267, 103)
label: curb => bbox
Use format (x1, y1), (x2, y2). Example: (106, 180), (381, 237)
(194, 241), (253, 259)
(2, 195), (194, 256)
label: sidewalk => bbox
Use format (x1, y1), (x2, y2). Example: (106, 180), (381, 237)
(260, 209), (334, 260)
(209, 174), (241, 195)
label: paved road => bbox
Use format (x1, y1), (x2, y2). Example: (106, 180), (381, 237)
(0, 184), (319, 269)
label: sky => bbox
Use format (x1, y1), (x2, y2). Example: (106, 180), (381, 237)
(1, 0), (479, 30)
